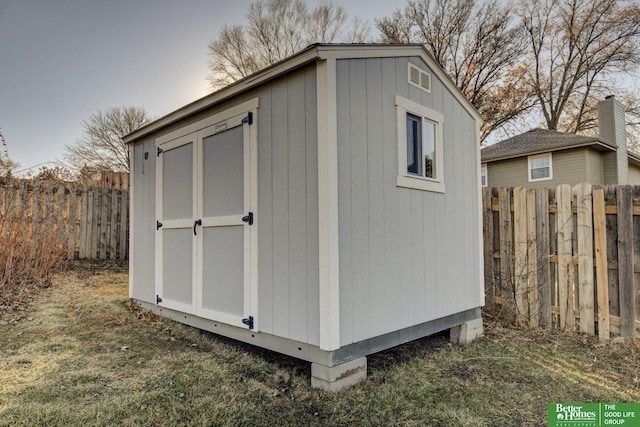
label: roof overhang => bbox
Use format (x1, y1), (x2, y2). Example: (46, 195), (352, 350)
(124, 43), (482, 144)
(481, 139), (616, 163)
(628, 152), (640, 167)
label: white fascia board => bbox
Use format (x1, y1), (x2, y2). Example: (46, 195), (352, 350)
(126, 44), (483, 144)
(316, 44), (483, 124)
(124, 49), (320, 144)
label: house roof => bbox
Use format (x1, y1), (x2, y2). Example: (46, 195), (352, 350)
(124, 43), (482, 144)
(481, 128), (617, 162)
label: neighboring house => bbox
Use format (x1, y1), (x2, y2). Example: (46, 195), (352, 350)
(481, 96), (640, 188)
(124, 43), (484, 391)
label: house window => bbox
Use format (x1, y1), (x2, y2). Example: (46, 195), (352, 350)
(481, 164), (488, 187)
(395, 95), (445, 192)
(528, 153), (552, 181)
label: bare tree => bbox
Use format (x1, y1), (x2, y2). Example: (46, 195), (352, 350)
(376, 0), (536, 141)
(519, 0), (640, 134)
(32, 166), (75, 183)
(0, 130), (17, 177)
(63, 106), (151, 174)
(207, 0), (370, 89)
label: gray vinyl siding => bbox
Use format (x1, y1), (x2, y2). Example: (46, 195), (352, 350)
(336, 56), (482, 345)
(130, 65), (320, 346)
(585, 148), (604, 184)
(602, 152), (618, 184)
(486, 157), (528, 187)
(486, 148), (604, 188)
(255, 65), (320, 346)
(628, 164), (640, 185)
(130, 137), (156, 301)
(599, 99), (628, 184)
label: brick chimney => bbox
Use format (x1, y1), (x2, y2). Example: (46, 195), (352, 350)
(599, 95), (627, 184)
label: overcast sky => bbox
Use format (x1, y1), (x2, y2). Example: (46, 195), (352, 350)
(0, 0), (396, 173)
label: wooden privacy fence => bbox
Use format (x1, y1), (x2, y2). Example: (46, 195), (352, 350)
(483, 184), (640, 341)
(100, 171), (129, 190)
(0, 179), (129, 260)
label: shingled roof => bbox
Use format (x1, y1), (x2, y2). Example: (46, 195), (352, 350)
(481, 128), (617, 162)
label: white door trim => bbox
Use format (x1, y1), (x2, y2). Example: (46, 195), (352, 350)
(155, 98), (259, 331)
(155, 132), (198, 314)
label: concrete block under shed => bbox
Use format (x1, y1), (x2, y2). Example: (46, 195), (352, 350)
(311, 357), (367, 392)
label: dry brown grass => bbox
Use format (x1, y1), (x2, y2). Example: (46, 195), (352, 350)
(1, 268), (639, 426)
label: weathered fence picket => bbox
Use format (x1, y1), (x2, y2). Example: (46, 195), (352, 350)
(0, 179), (128, 260)
(484, 184), (640, 341)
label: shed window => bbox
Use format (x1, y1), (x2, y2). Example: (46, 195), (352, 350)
(395, 95), (444, 193)
(528, 153), (552, 181)
(406, 113), (421, 175)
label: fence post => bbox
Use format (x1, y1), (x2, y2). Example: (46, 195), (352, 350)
(110, 188), (118, 259)
(526, 189), (539, 327)
(513, 187), (528, 325)
(575, 183), (594, 335)
(67, 185), (78, 259)
(119, 188), (129, 259)
(557, 184), (575, 330)
(499, 187), (514, 318)
(633, 187), (640, 341)
(56, 184), (66, 251)
(536, 188), (552, 329)
(99, 187), (109, 259)
(593, 187), (609, 340)
(617, 185), (635, 338)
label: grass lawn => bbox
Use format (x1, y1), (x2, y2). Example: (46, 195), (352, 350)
(1, 265), (639, 426)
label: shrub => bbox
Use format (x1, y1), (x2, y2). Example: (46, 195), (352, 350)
(0, 179), (68, 311)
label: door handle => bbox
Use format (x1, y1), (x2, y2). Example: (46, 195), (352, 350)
(242, 212), (253, 225)
(193, 219), (202, 235)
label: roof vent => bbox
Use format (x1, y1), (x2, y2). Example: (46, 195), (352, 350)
(605, 95), (615, 100)
(408, 63), (431, 93)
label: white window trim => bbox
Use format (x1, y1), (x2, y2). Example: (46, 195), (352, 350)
(528, 152), (553, 182)
(395, 95), (445, 193)
(481, 164), (488, 187)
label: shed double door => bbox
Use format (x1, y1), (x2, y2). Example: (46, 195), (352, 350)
(155, 106), (258, 330)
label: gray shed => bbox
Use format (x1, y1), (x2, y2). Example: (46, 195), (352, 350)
(124, 44), (484, 391)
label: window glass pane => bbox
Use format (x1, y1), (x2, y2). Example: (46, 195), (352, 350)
(406, 114), (421, 175)
(531, 167), (550, 180)
(530, 155), (551, 179)
(423, 120), (435, 178)
(530, 156), (549, 169)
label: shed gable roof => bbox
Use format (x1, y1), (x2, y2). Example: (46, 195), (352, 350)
(124, 43), (482, 144)
(481, 128), (616, 162)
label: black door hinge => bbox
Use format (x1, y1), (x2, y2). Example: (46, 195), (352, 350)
(157, 147), (163, 157)
(242, 212), (254, 225)
(156, 220), (163, 230)
(156, 295), (163, 304)
(242, 112), (253, 126)
(242, 316), (254, 329)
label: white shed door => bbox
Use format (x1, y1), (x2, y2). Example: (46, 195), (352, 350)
(197, 124), (250, 327)
(155, 133), (197, 315)
(156, 105), (258, 331)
